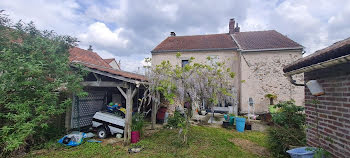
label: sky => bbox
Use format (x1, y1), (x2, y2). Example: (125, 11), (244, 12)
(1, 0), (350, 73)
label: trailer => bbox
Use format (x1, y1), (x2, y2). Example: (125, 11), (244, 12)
(92, 112), (125, 139)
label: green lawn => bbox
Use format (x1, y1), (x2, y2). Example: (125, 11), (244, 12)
(29, 126), (269, 158)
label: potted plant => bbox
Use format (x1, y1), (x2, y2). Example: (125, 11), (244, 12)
(265, 93), (277, 105)
(131, 113), (144, 143)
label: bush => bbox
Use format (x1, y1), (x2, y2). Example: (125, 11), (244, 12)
(268, 127), (306, 157)
(272, 100), (305, 129)
(165, 111), (185, 129)
(0, 12), (86, 156)
(267, 100), (306, 158)
(132, 113), (145, 132)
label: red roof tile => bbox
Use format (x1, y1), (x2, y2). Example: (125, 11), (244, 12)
(69, 47), (112, 68)
(103, 58), (115, 64)
(152, 33), (238, 52)
(233, 30), (302, 50)
(152, 30), (302, 52)
(69, 47), (145, 81)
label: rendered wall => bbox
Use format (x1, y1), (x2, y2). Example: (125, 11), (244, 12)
(240, 50), (304, 113)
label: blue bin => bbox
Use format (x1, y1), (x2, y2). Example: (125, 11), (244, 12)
(286, 147), (315, 158)
(235, 117), (246, 132)
(229, 116), (235, 125)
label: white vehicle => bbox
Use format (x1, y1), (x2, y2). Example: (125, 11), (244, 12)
(92, 112), (125, 139)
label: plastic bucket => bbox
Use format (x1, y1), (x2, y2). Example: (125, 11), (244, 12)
(131, 131), (140, 143)
(235, 117), (246, 132)
(229, 116), (235, 125)
(224, 114), (228, 121)
(286, 147), (315, 158)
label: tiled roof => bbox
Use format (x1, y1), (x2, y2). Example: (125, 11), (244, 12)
(69, 47), (145, 81)
(152, 30), (302, 52)
(69, 47), (112, 68)
(232, 30), (302, 50)
(152, 33), (238, 52)
(283, 37), (350, 73)
(103, 58), (115, 64)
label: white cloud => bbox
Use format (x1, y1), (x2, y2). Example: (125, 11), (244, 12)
(78, 22), (129, 49)
(2, 0), (350, 71)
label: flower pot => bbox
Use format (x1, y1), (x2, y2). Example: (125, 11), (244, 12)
(131, 131), (140, 143)
(229, 116), (235, 126)
(222, 121), (230, 128)
(235, 117), (246, 132)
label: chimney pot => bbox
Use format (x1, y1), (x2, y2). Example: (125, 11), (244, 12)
(229, 18), (235, 34)
(170, 32), (176, 36)
(234, 23), (240, 32)
(88, 45), (93, 51)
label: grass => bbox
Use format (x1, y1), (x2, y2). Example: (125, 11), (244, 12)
(28, 126), (269, 158)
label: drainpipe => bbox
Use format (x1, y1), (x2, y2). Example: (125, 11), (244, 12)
(285, 74), (305, 86)
(284, 54), (350, 86)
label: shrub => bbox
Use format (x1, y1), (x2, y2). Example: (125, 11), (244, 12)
(267, 100), (306, 158)
(0, 12), (86, 156)
(165, 111), (185, 129)
(132, 113), (145, 133)
(272, 100), (305, 129)
(268, 127), (306, 157)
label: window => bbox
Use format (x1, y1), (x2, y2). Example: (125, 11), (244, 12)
(182, 60), (189, 67)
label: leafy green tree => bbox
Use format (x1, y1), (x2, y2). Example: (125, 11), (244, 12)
(0, 12), (86, 155)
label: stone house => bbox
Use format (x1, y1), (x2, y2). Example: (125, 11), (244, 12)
(283, 37), (350, 157)
(151, 18), (304, 114)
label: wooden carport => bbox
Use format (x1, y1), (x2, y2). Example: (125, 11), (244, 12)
(67, 47), (151, 144)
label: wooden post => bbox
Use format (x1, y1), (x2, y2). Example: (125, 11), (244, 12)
(118, 84), (137, 144)
(151, 100), (157, 129)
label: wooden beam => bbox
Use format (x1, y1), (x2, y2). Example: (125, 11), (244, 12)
(81, 81), (127, 88)
(92, 73), (101, 82)
(84, 67), (138, 84)
(117, 86), (127, 99)
(132, 87), (138, 98)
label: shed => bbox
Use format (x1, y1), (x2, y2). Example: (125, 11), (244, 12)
(283, 37), (350, 157)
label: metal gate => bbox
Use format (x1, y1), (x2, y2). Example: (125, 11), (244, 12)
(71, 91), (106, 129)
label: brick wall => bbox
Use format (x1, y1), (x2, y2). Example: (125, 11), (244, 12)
(304, 62), (350, 158)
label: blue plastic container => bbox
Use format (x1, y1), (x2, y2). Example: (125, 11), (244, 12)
(229, 116), (235, 125)
(286, 147), (315, 158)
(224, 114), (228, 121)
(235, 117), (246, 132)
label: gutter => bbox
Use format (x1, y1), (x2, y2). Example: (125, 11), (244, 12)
(241, 47), (304, 52)
(151, 47), (238, 53)
(284, 54), (350, 86)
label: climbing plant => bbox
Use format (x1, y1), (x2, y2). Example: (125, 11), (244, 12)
(143, 53), (238, 143)
(0, 12), (86, 156)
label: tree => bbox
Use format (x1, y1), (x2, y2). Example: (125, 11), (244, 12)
(142, 53), (238, 143)
(0, 12), (86, 155)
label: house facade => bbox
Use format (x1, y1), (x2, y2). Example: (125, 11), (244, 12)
(284, 38), (350, 158)
(151, 19), (304, 114)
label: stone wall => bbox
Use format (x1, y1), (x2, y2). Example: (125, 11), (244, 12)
(152, 50), (241, 113)
(304, 62), (350, 158)
(240, 50), (304, 113)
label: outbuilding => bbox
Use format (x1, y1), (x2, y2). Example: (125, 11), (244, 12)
(283, 37), (350, 157)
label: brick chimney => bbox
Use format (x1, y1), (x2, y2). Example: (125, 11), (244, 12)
(234, 23), (240, 32)
(229, 18), (235, 34)
(88, 45), (93, 51)
(170, 32), (176, 36)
